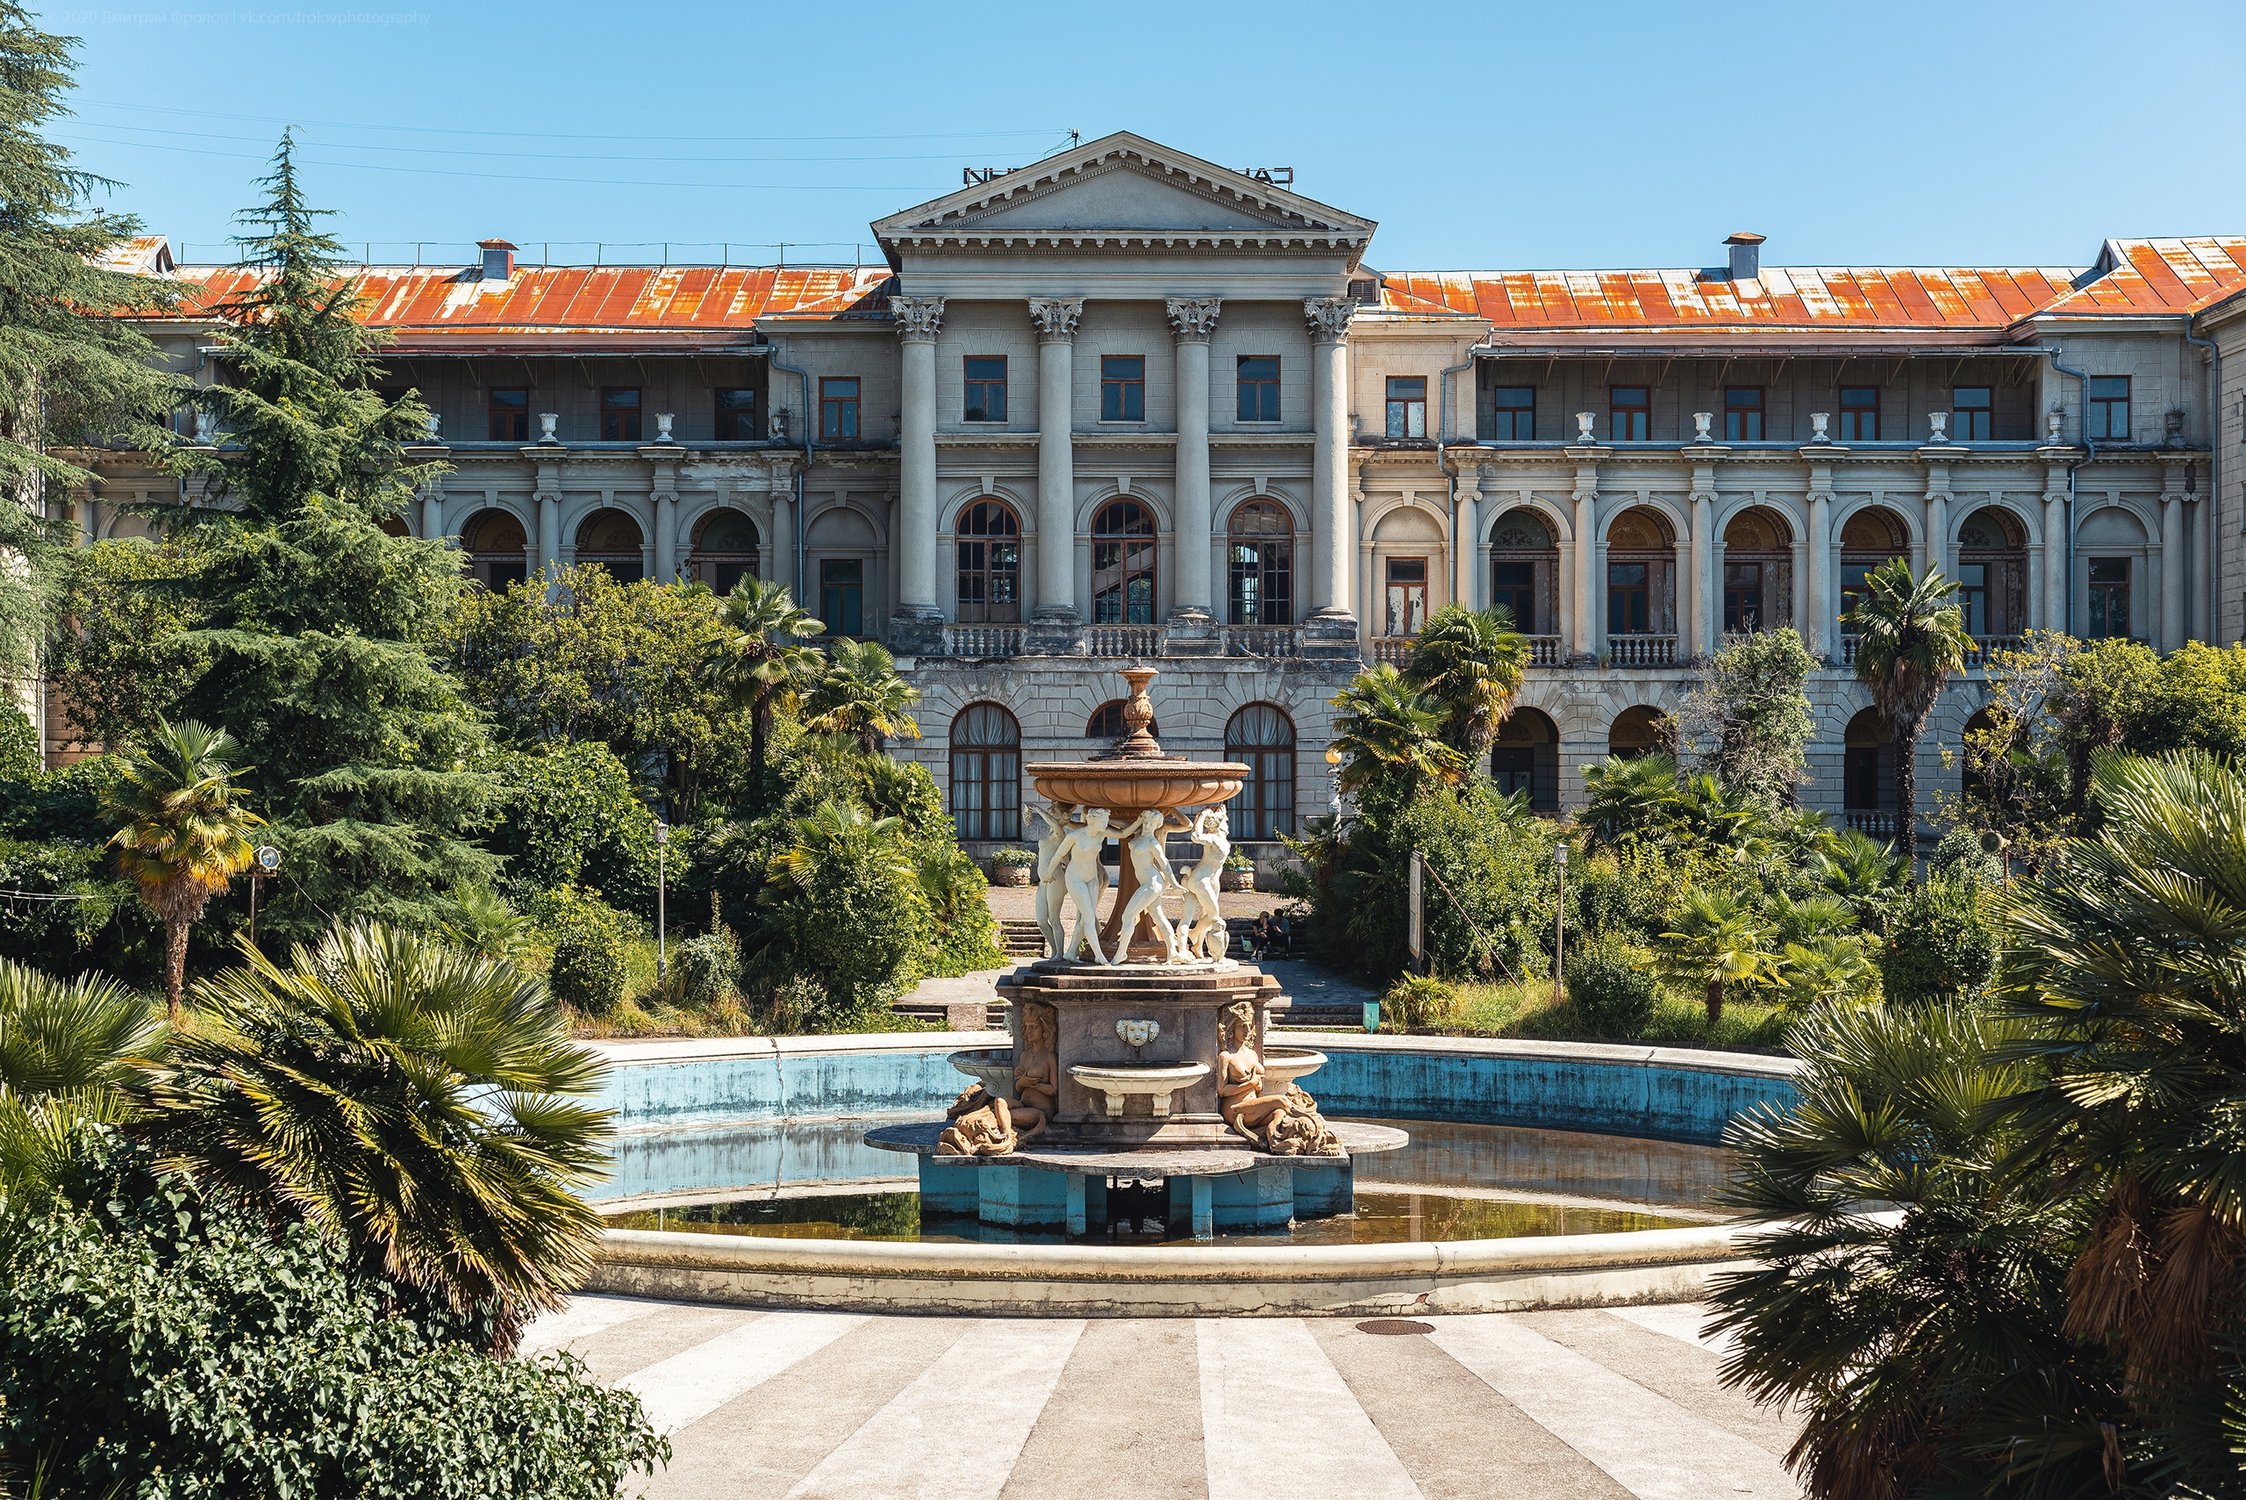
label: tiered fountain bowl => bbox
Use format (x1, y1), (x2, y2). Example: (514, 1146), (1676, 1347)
(865, 665), (1404, 1240)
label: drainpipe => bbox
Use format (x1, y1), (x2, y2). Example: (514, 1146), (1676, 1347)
(2182, 319), (2222, 642)
(1435, 346), (1483, 611)
(767, 340), (815, 605)
(2046, 345), (2097, 636)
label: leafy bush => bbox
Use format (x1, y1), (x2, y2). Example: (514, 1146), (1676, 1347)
(488, 742), (662, 917)
(670, 926), (741, 1009)
(0, 837), (143, 975)
(0, 701), (37, 781)
(1571, 839), (1722, 944)
(0, 1139), (665, 1498)
(918, 842), (1004, 977)
(1565, 933), (1660, 1033)
(1379, 974), (1457, 1031)
(756, 801), (931, 1020)
(1880, 872), (1997, 1007)
(537, 885), (637, 1015)
(988, 844), (1037, 870)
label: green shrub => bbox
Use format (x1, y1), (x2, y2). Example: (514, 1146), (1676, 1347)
(0, 701), (37, 781)
(670, 926), (741, 1009)
(1879, 872), (1997, 1007)
(918, 842), (1004, 977)
(1572, 840), (1722, 943)
(988, 844), (1036, 870)
(1566, 933), (1660, 1034)
(756, 801), (931, 1021)
(488, 742), (662, 917)
(537, 886), (637, 1015)
(1379, 974), (1457, 1031)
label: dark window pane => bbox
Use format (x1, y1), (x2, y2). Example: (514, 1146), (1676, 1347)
(714, 387), (756, 440)
(963, 356), (1007, 423)
(488, 387), (529, 442)
(1489, 385), (1535, 441)
(600, 387), (642, 441)
(1101, 355), (1145, 422)
(1237, 356), (1280, 422)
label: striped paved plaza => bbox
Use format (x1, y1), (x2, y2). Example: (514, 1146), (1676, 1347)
(523, 1295), (1803, 1499)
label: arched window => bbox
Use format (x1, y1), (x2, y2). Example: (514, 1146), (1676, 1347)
(688, 508), (760, 595)
(1605, 507), (1675, 637)
(1721, 506), (1793, 634)
(574, 507), (645, 583)
(460, 509), (529, 589)
(1488, 509), (1556, 635)
(955, 500), (1021, 624)
(1092, 499), (1157, 624)
(1608, 705), (1670, 760)
(1226, 500), (1292, 625)
(1491, 708), (1559, 812)
(1226, 704), (1296, 840)
(1839, 507), (1910, 633)
(949, 703), (1021, 842)
(1956, 507), (2028, 639)
(1086, 700), (1159, 742)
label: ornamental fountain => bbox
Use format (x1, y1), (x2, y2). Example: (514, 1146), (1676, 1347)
(867, 665), (1404, 1239)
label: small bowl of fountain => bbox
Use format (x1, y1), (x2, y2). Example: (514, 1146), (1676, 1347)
(868, 665), (1404, 1239)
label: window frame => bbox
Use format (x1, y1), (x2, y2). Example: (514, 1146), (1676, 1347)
(487, 386), (529, 443)
(2087, 556), (2132, 639)
(818, 376), (861, 441)
(1236, 355), (1281, 423)
(1099, 354), (1146, 423)
(1383, 556), (1430, 637)
(599, 386), (643, 442)
(1385, 375), (1428, 439)
(1609, 385), (1650, 442)
(1950, 385), (1993, 442)
(1723, 386), (1764, 442)
(713, 387), (757, 441)
(1488, 385), (1536, 441)
(817, 557), (865, 637)
(962, 356), (1007, 424)
(1837, 385), (1881, 442)
(1225, 500), (1294, 626)
(1091, 498), (1159, 625)
(1607, 560), (1653, 635)
(2088, 375), (2132, 443)
(948, 704), (1022, 844)
(953, 499), (1022, 625)
(1225, 704), (1298, 841)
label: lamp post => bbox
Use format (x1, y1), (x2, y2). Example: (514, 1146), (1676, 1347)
(1324, 744), (1343, 819)
(248, 844), (280, 946)
(653, 819), (670, 989)
(1552, 841), (1569, 1010)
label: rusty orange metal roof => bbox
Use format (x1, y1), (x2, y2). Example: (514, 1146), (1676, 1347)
(2036, 237), (2246, 316)
(162, 261), (894, 349)
(94, 235), (174, 274)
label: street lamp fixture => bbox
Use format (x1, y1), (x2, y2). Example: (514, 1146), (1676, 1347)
(653, 820), (671, 990)
(248, 844), (281, 946)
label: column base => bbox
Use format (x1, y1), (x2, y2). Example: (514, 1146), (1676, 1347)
(1301, 611), (1362, 662)
(1163, 609), (1220, 656)
(1022, 617), (1086, 656)
(887, 607), (945, 657)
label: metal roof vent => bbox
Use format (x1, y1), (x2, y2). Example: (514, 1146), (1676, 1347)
(478, 238), (516, 282)
(1725, 232), (1765, 281)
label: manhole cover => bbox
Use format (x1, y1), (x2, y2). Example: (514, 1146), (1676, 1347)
(1355, 1318), (1434, 1336)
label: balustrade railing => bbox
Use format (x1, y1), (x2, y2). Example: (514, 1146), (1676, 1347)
(1371, 636), (1412, 666)
(1844, 810), (1899, 838)
(1606, 634), (1678, 668)
(1524, 634), (1561, 666)
(1964, 634), (2024, 668)
(1086, 624), (1162, 658)
(1221, 625), (1302, 658)
(1841, 636), (1862, 667)
(940, 624), (1025, 659)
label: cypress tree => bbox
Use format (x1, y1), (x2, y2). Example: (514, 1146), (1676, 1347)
(0, 5), (182, 691)
(175, 136), (495, 940)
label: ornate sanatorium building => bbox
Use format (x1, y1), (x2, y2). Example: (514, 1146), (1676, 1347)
(79, 132), (2246, 857)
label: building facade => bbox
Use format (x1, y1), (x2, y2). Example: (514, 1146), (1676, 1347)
(73, 132), (2246, 857)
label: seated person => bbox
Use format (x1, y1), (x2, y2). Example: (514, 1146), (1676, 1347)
(1248, 914), (1272, 958)
(1269, 912), (1293, 957)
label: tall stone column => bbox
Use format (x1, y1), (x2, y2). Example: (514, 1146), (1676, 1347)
(2042, 488), (2070, 632)
(1922, 454), (1953, 585)
(1687, 458), (1718, 657)
(534, 466), (561, 597)
(653, 493), (678, 581)
(1804, 476), (1834, 660)
(2161, 488), (2188, 650)
(891, 295), (945, 651)
(770, 489), (796, 600)
(1454, 468), (1483, 612)
(2196, 494), (2215, 643)
(1167, 297), (1221, 625)
(1304, 297), (1356, 641)
(1571, 469), (1600, 662)
(1029, 297), (1083, 643)
(420, 484), (445, 544)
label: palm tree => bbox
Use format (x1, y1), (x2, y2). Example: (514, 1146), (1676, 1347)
(439, 883), (539, 965)
(707, 577), (824, 782)
(1996, 751), (2246, 1414)
(0, 958), (163, 1199)
(1579, 753), (1690, 847)
(1329, 665), (1464, 798)
(1774, 935), (1878, 1013)
(1810, 828), (1906, 915)
(1843, 559), (1970, 868)
(804, 638), (922, 753)
(103, 719), (264, 1023)
(1659, 889), (1776, 1025)
(768, 799), (915, 894)
(1402, 604), (1529, 760)
(143, 923), (612, 1346)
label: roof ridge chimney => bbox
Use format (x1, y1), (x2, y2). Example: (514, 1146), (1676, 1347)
(477, 237), (516, 283)
(1724, 232), (1765, 282)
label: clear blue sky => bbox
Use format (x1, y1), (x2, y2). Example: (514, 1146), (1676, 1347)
(46, 0), (2246, 272)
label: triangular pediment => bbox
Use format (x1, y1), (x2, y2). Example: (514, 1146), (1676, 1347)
(872, 132), (1374, 254)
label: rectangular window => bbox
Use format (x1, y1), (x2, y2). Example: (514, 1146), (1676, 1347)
(818, 558), (864, 637)
(2088, 558), (2131, 639)
(1100, 355), (1145, 422)
(713, 388), (757, 440)
(1607, 561), (1651, 634)
(2088, 375), (2131, 442)
(963, 356), (1007, 423)
(1723, 561), (1764, 633)
(1489, 385), (1535, 441)
(1236, 355), (1281, 422)
(1383, 557), (1429, 637)
(1385, 376), (1427, 438)
(487, 387), (529, 442)
(819, 377), (860, 441)
(1951, 385), (1992, 442)
(1723, 387), (1764, 441)
(1492, 560), (1537, 633)
(1609, 386), (1650, 442)
(1838, 385), (1880, 442)
(599, 387), (642, 442)
(1958, 562), (1990, 636)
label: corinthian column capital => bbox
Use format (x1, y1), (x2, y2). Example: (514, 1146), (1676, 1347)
(1166, 297), (1223, 341)
(1303, 296), (1355, 343)
(891, 295), (945, 342)
(1028, 296), (1083, 340)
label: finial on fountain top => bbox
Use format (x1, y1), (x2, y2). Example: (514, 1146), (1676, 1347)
(1103, 665), (1165, 761)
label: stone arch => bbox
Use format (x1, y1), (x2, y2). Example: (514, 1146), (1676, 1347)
(1492, 706), (1559, 812)
(948, 702), (1021, 844)
(1721, 503), (1794, 633)
(1224, 497), (1295, 626)
(1090, 496), (1160, 625)
(1481, 494), (1573, 547)
(1608, 704), (1672, 759)
(1486, 505), (1560, 636)
(686, 506), (761, 594)
(1226, 702), (1297, 840)
(459, 506), (530, 589)
(1075, 484), (1173, 534)
(1217, 486), (1309, 535)
(805, 502), (883, 638)
(1597, 499), (1684, 547)
(1833, 499), (1919, 552)
(1842, 707), (1898, 834)
(1955, 504), (2030, 637)
(953, 497), (1023, 625)
(1947, 497), (2040, 550)
(572, 506), (645, 582)
(1603, 505), (1677, 638)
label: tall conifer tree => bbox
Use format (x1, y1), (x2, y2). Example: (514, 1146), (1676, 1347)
(176, 136), (495, 939)
(0, 4), (182, 693)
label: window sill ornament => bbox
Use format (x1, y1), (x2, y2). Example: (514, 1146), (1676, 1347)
(1575, 411), (1597, 442)
(1810, 411), (1832, 443)
(1928, 411), (1951, 444)
(538, 412), (559, 443)
(1693, 411), (1714, 443)
(654, 411), (674, 442)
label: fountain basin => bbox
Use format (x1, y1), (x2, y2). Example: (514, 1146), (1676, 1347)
(948, 1049), (1016, 1097)
(1262, 1048), (1327, 1091)
(1068, 1061), (1211, 1117)
(1024, 759), (1248, 815)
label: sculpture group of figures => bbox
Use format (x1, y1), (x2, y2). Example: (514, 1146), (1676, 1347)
(938, 1003), (1057, 1157)
(1027, 802), (1232, 966)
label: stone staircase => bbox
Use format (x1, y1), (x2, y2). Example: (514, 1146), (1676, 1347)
(997, 917), (1045, 959)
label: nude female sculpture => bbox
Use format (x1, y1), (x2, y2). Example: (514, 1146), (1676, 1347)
(1179, 806), (1230, 961)
(1215, 1001), (1341, 1155)
(936, 1084), (1016, 1156)
(1026, 802), (1076, 959)
(1057, 806), (1113, 964)
(1010, 1002), (1058, 1140)
(1112, 809), (1183, 963)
